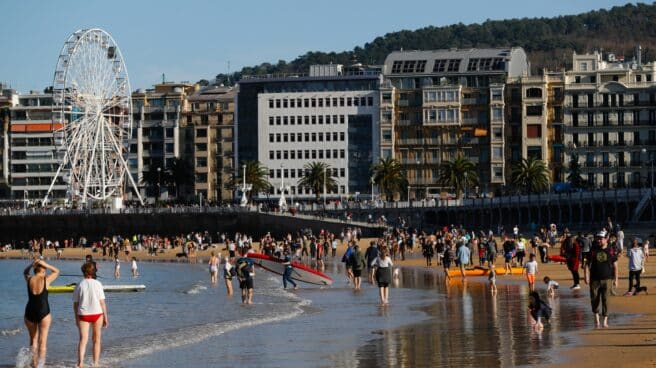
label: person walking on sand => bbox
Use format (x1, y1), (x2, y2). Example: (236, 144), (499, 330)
(626, 238), (645, 296)
(523, 254), (539, 291)
(584, 230), (618, 328)
(74, 262), (108, 368)
(349, 245), (367, 291)
(456, 239), (471, 280)
(208, 252), (219, 284)
(23, 259), (59, 368)
(223, 256), (234, 296)
(371, 246), (393, 304)
(282, 254), (298, 290)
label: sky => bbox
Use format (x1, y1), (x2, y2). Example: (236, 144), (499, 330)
(0, 0), (635, 92)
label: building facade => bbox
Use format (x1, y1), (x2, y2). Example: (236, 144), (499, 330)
(9, 91), (67, 202)
(563, 50), (656, 189)
(130, 82), (195, 201)
(506, 72), (565, 184)
(237, 65), (381, 201)
(0, 84), (18, 192)
(185, 85), (236, 203)
(382, 48), (529, 198)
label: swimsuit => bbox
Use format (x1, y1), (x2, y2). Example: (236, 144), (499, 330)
(79, 314), (103, 323)
(24, 276), (50, 323)
(210, 264), (218, 273)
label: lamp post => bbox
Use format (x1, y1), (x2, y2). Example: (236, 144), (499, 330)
(370, 175), (375, 201)
(464, 172), (469, 200)
(157, 167), (162, 200)
(23, 189), (27, 210)
(323, 166), (327, 206)
(279, 163), (287, 210)
(240, 164), (252, 207)
(642, 148), (654, 189)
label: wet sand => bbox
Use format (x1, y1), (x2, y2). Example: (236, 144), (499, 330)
(3, 239), (654, 367)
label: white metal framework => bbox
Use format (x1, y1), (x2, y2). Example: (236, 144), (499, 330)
(44, 28), (143, 206)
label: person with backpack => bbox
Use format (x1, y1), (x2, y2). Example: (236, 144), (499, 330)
(341, 242), (355, 284)
(235, 255), (255, 304)
(561, 233), (581, 290)
(348, 245), (366, 291)
(364, 241), (379, 283)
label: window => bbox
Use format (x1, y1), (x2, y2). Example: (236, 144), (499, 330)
(276, 134), (281, 142)
(276, 151), (281, 160)
(283, 99), (288, 108)
(196, 173), (207, 183)
(276, 116), (281, 125)
(283, 116), (288, 125)
(526, 125), (542, 138)
(290, 99), (295, 108)
(433, 59), (447, 72)
(326, 115), (331, 124)
(269, 99), (274, 108)
(340, 115), (345, 124)
(492, 146), (503, 160)
(492, 127), (503, 140)
(311, 98), (316, 107)
(297, 133), (302, 142)
(269, 151), (274, 160)
(275, 99), (281, 108)
(269, 117), (274, 125)
(326, 150), (331, 158)
(492, 107), (503, 122)
(318, 98), (323, 107)
(339, 97), (345, 106)
(340, 132), (345, 141)
(304, 98), (309, 107)
(319, 150), (324, 159)
(269, 134), (274, 143)
(318, 132), (323, 141)
(196, 157), (207, 167)
(195, 143), (207, 152)
(347, 97), (352, 106)
(391, 61), (403, 74)
(491, 89), (503, 101)
(447, 59), (461, 72)
(340, 168), (345, 177)
(283, 133), (288, 142)
(382, 129), (392, 142)
(165, 128), (174, 138)
(290, 134), (295, 142)
(283, 151), (288, 160)
(311, 133), (316, 142)
(340, 149), (345, 158)
(290, 151), (295, 159)
(493, 166), (503, 179)
(311, 150), (317, 159)
(526, 106), (542, 116)
(304, 133), (310, 141)
(318, 116), (323, 124)
(526, 88), (542, 98)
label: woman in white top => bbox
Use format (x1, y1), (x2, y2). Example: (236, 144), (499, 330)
(223, 256), (234, 296)
(73, 262), (108, 368)
(113, 256), (120, 279)
(370, 246), (394, 305)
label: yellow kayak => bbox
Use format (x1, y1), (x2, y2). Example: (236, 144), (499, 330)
(48, 284), (146, 293)
(447, 267), (523, 277)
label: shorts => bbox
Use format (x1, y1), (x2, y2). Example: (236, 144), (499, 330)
(527, 274), (535, 284)
(353, 269), (362, 277)
(504, 253), (513, 262)
(239, 278), (254, 289)
(79, 314), (103, 323)
(229, 250), (235, 258)
(210, 265), (218, 273)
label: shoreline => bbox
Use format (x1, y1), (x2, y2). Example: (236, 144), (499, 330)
(3, 241), (654, 367)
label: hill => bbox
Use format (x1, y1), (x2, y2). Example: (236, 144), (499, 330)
(208, 2), (656, 85)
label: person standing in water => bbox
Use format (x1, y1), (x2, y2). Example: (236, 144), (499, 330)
(113, 256), (120, 279)
(131, 257), (139, 277)
(348, 244), (366, 291)
(208, 252), (219, 285)
(73, 262), (108, 368)
(223, 256), (234, 296)
(371, 246), (393, 305)
(282, 254), (298, 290)
(23, 259), (59, 368)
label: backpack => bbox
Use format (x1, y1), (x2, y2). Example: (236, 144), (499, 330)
(351, 251), (364, 270)
(236, 259), (252, 279)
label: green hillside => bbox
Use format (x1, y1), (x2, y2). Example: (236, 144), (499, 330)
(209, 2), (656, 85)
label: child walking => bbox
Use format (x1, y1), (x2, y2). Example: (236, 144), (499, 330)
(131, 257), (139, 277)
(523, 254), (539, 291)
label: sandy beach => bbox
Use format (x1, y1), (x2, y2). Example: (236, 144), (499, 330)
(2, 239), (654, 367)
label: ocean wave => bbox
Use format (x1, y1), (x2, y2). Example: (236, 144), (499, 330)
(1, 328), (21, 337)
(101, 292), (311, 366)
(184, 282), (207, 295)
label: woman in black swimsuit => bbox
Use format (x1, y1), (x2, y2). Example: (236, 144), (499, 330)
(23, 259), (59, 368)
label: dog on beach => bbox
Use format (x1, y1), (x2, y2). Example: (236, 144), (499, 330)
(633, 286), (648, 295)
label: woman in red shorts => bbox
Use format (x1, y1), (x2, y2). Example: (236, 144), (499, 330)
(73, 262), (108, 368)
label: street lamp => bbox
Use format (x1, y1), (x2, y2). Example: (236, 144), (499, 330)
(240, 164), (252, 207)
(23, 189), (28, 210)
(370, 175), (375, 201)
(642, 148), (654, 189)
(157, 167), (162, 200)
(323, 166), (327, 206)
(279, 163), (287, 210)
(464, 172), (469, 200)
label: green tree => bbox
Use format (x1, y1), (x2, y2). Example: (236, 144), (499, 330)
(437, 155), (479, 199)
(233, 161), (272, 201)
(511, 158), (550, 194)
(297, 162), (338, 202)
(371, 157), (407, 201)
(567, 154), (584, 189)
(167, 158), (194, 199)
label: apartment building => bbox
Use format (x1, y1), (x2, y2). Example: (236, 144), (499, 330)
(0, 84), (18, 191)
(185, 85), (236, 203)
(130, 82), (195, 200)
(9, 91), (67, 201)
(506, 72), (565, 183)
(563, 49), (656, 189)
(237, 64), (381, 201)
(382, 48), (529, 198)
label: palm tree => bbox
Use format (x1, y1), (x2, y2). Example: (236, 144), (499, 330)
(438, 155), (479, 199)
(233, 161), (272, 201)
(371, 157), (407, 201)
(297, 162), (338, 202)
(511, 157), (550, 194)
(167, 158), (194, 199)
(567, 154), (584, 189)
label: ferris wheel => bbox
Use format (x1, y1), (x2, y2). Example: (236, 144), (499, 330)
(44, 28), (143, 206)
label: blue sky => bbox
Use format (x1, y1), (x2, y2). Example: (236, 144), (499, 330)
(0, 0), (634, 92)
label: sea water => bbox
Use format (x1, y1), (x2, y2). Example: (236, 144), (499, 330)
(0, 258), (592, 367)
